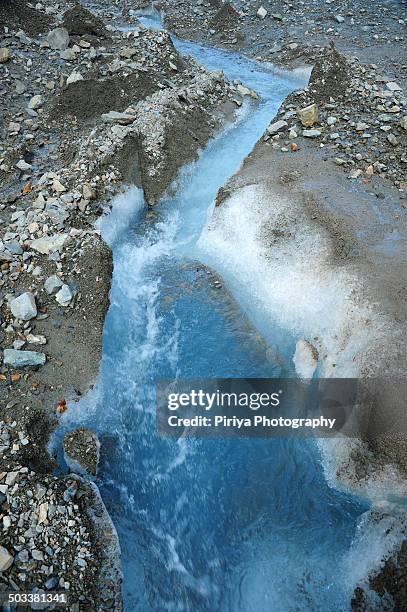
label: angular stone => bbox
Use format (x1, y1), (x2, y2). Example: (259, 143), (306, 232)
(60, 48), (76, 61)
(28, 95), (43, 110)
(0, 48), (10, 63)
(66, 71), (83, 85)
(257, 6), (267, 19)
(0, 546), (13, 571)
(303, 129), (321, 138)
(266, 120), (288, 136)
(236, 84), (258, 99)
(101, 111), (136, 125)
(44, 275), (64, 295)
(400, 116), (407, 131)
(386, 82), (402, 92)
(3, 349), (46, 368)
(30, 234), (69, 255)
(298, 103), (318, 127)
(47, 27), (70, 51)
(83, 183), (96, 200)
(55, 284), (73, 307)
(119, 46), (136, 59)
(10, 292), (37, 321)
(16, 159), (32, 171)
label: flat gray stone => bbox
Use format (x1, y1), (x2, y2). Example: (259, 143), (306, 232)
(30, 234), (69, 255)
(101, 111), (136, 125)
(266, 120), (288, 135)
(3, 349), (46, 368)
(303, 129), (322, 138)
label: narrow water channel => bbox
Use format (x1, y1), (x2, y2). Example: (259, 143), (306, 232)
(59, 22), (372, 612)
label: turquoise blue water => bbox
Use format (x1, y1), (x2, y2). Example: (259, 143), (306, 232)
(61, 26), (372, 612)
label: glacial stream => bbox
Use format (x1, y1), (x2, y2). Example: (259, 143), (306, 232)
(59, 22), (375, 612)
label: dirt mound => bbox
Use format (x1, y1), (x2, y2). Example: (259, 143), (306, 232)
(48, 72), (158, 123)
(210, 3), (240, 30)
(62, 4), (110, 41)
(0, 0), (52, 35)
(308, 43), (351, 103)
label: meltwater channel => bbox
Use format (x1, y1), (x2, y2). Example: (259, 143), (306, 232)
(59, 25), (373, 612)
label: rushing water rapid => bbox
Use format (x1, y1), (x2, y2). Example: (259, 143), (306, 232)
(56, 20), (376, 612)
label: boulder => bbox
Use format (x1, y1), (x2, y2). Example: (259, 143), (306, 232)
(10, 292), (37, 321)
(28, 95), (43, 110)
(47, 27), (70, 51)
(257, 6), (268, 19)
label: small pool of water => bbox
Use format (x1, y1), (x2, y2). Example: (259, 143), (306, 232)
(56, 20), (374, 612)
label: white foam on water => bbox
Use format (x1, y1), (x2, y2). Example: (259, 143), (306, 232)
(342, 506), (407, 602)
(197, 183), (383, 377)
(197, 182), (407, 602)
(96, 186), (145, 246)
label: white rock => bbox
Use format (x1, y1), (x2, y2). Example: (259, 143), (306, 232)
(56, 284), (73, 306)
(47, 27), (70, 51)
(26, 333), (47, 345)
(266, 120), (288, 135)
(257, 6), (267, 19)
(30, 234), (69, 255)
(0, 546), (13, 571)
(16, 159), (32, 171)
(10, 292), (37, 321)
(60, 48), (76, 61)
(28, 95), (43, 110)
(293, 340), (319, 379)
(66, 71), (84, 85)
(386, 82), (402, 92)
(44, 274), (63, 294)
(101, 111), (136, 125)
(302, 129), (321, 138)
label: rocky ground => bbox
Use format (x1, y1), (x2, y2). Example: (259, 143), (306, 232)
(0, 0), (406, 609)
